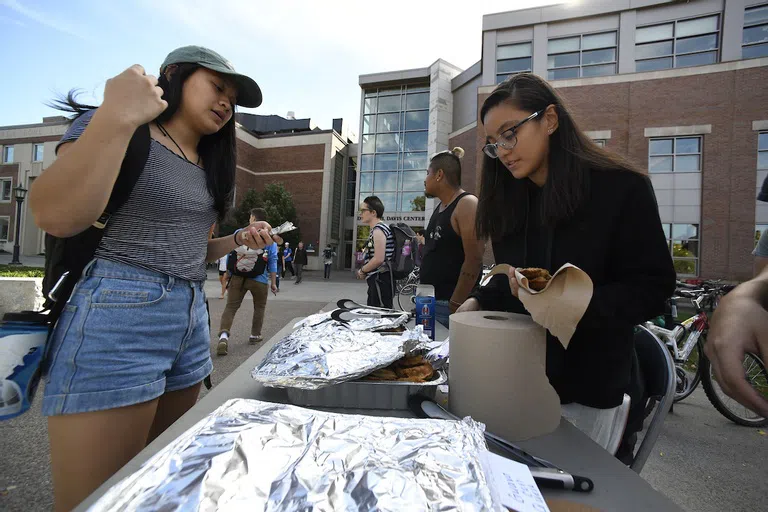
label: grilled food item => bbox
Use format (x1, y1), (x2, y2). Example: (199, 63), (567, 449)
(519, 267), (552, 291)
(362, 355), (435, 382)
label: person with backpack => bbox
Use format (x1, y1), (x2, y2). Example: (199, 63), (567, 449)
(283, 242), (296, 279)
(323, 244), (336, 280)
(419, 147), (485, 328)
(217, 208), (279, 355)
(28, 47), (278, 511)
(356, 196), (396, 308)
(293, 241), (308, 284)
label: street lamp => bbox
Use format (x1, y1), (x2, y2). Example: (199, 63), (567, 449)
(9, 185), (27, 266)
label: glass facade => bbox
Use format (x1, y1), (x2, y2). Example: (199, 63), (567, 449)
(359, 84), (428, 215)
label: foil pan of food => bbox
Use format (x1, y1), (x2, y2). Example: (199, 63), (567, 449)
(251, 323), (428, 390)
(88, 399), (503, 511)
(286, 354), (447, 409)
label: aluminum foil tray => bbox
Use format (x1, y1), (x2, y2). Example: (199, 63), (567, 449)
(286, 369), (448, 410)
(88, 398), (503, 511)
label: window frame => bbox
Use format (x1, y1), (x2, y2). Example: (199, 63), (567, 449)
(664, 223), (700, 276)
(496, 41), (533, 83)
(0, 178), (12, 203)
(2, 146), (14, 164)
(635, 14), (721, 71)
(743, 3), (768, 59)
(547, 30), (618, 80)
(33, 143), (44, 163)
(759, 131), (768, 170)
(0, 215), (9, 242)
(648, 136), (703, 174)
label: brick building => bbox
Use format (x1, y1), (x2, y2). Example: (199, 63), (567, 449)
(0, 113), (356, 272)
(357, 0), (768, 280)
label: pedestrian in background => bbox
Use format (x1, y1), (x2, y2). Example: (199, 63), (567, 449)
(283, 242), (295, 279)
(294, 241), (308, 284)
(323, 244), (336, 280)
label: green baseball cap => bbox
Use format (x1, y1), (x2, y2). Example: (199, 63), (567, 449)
(161, 45), (262, 108)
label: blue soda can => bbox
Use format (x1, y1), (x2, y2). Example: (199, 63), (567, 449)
(415, 295), (436, 340)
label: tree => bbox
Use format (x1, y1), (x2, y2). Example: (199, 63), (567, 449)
(260, 183), (301, 246)
(220, 183), (302, 246)
(410, 195), (426, 212)
(219, 189), (260, 236)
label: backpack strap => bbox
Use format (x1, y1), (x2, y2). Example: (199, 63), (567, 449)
(46, 123), (151, 324)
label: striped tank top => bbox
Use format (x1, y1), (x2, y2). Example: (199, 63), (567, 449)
(364, 222), (395, 275)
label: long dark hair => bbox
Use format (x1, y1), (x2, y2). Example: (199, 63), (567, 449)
(50, 63), (235, 220)
(476, 73), (638, 240)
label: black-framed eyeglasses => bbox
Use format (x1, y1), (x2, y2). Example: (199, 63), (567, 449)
(483, 109), (545, 159)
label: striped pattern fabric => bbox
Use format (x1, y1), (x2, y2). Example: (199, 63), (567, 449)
(58, 110), (217, 282)
(364, 222), (395, 274)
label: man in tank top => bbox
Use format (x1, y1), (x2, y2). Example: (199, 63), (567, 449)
(419, 148), (485, 327)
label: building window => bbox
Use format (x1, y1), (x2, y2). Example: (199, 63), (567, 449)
(635, 14), (720, 71)
(759, 132), (768, 170)
(360, 84), (427, 214)
(2, 146), (13, 164)
(743, 4), (768, 59)
(0, 216), (8, 242)
(663, 223), (699, 275)
(648, 136), (702, 173)
(346, 157), (357, 217)
(0, 178), (11, 203)
(496, 42), (532, 83)
(593, 139), (606, 148)
(33, 143), (44, 162)
(547, 31), (617, 80)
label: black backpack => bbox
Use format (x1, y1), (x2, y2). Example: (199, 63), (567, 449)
(226, 249), (268, 278)
(42, 122), (151, 324)
(388, 222), (417, 279)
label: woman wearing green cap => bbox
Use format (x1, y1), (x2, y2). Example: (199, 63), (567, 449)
(29, 46), (270, 511)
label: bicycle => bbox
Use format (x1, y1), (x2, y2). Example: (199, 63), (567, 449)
(395, 266), (420, 312)
(644, 285), (714, 403)
(645, 282), (768, 427)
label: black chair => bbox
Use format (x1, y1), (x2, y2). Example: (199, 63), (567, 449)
(630, 325), (675, 473)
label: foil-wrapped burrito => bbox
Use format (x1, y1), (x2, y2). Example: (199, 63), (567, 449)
(88, 399), (503, 511)
(251, 324), (427, 390)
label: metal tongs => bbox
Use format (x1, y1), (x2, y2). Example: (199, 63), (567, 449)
(409, 396), (595, 493)
(330, 299), (406, 323)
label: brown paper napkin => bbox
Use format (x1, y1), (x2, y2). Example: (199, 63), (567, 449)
(480, 263), (594, 348)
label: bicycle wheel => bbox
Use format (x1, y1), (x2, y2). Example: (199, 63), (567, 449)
(397, 282), (417, 312)
(674, 339), (703, 402)
(701, 353), (768, 427)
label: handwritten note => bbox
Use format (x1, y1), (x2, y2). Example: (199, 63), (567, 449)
(488, 452), (550, 512)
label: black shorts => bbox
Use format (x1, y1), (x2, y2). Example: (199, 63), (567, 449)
(219, 270), (226, 276)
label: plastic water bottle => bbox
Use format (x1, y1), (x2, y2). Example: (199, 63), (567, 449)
(0, 312), (49, 421)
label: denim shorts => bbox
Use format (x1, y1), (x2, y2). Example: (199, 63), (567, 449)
(42, 258), (212, 416)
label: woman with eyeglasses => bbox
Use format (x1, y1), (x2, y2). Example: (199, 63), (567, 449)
(457, 73), (675, 462)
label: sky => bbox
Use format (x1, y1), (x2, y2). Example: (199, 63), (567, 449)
(0, 0), (564, 133)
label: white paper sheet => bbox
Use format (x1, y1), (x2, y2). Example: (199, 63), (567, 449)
(488, 452), (550, 512)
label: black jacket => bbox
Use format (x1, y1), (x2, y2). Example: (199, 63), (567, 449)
(294, 248), (308, 266)
(471, 169), (675, 408)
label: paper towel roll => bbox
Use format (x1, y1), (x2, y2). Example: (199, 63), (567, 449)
(449, 311), (561, 441)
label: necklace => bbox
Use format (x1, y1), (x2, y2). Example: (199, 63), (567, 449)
(156, 122), (200, 165)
